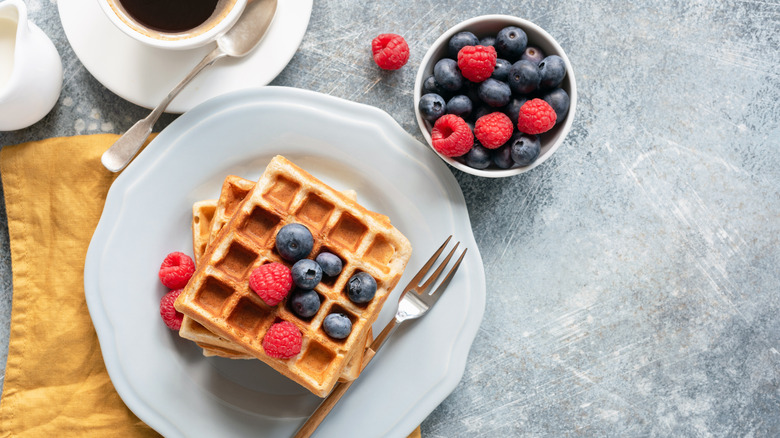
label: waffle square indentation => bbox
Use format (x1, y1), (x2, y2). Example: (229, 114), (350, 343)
(296, 193), (335, 231)
(240, 206), (281, 245)
(215, 241), (258, 279)
(225, 186), (253, 217)
(195, 276), (234, 315)
(263, 176), (300, 210)
(298, 340), (336, 379)
(193, 204), (215, 229)
(225, 297), (270, 337)
(328, 212), (368, 253)
(364, 235), (395, 273)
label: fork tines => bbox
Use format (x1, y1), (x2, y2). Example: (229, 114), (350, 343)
(409, 235), (467, 296)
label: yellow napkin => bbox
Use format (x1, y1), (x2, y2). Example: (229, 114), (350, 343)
(0, 134), (422, 438)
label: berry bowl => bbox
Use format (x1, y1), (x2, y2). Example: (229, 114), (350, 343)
(414, 15), (577, 178)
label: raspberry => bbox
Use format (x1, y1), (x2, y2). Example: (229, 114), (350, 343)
(249, 262), (293, 306)
(457, 45), (497, 82)
(474, 112), (514, 149)
(262, 321), (302, 359)
(431, 114), (474, 157)
(516, 98), (557, 135)
(371, 33), (409, 70)
(158, 252), (195, 289)
(160, 289), (183, 331)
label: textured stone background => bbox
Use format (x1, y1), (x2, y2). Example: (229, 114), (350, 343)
(2, 1), (779, 437)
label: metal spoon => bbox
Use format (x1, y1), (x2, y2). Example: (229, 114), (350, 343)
(101, 0), (278, 173)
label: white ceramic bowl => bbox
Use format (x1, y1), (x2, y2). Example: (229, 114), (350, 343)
(98, 0), (247, 50)
(414, 15), (577, 178)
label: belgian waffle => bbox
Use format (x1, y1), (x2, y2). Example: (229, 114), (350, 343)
(176, 156), (411, 396)
(187, 182), (374, 382)
(187, 178), (373, 365)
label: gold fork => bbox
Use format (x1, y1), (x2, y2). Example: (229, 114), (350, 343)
(293, 235), (467, 438)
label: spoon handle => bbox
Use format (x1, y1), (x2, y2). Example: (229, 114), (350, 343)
(101, 47), (226, 173)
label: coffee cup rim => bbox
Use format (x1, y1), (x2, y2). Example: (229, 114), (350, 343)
(98, 0), (248, 50)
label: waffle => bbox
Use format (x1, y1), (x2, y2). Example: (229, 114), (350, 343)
(176, 157), (411, 396)
(187, 180), (374, 382)
(187, 177), (372, 360)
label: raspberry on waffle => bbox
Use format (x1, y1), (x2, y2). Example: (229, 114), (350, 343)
(177, 156), (412, 396)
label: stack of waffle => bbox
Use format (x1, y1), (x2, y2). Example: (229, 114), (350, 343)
(175, 156), (412, 397)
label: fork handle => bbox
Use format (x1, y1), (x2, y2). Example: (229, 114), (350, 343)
(369, 315), (400, 353)
(293, 318), (400, 437)
(293, 380), (354, 438)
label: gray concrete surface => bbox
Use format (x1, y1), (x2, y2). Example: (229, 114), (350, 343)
(1, 1), (779, 436)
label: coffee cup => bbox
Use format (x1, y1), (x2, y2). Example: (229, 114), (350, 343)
(98, 0), (247, 50)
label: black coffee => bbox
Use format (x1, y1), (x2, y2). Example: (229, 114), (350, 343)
(119, 0), (220, 33)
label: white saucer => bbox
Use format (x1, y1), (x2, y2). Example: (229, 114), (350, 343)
(58, 0), (312, 113)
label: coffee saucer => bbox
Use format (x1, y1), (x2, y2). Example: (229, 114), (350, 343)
(58, 0), (312, 113)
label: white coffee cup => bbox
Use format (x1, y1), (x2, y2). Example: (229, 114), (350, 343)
(98, 0), (247, 50)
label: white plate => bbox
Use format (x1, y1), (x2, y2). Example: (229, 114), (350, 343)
(84, 87), (486, 437)
(58, 0), (312, 113)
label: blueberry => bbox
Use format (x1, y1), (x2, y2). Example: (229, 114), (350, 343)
(464, 143), (492, 169)
(479, 36), (496, 48)
(508, 60), (540, 95)
(495, 26), (528, 61)
(509, 133), (541, 166)
(491, 59), (512, 82)
(433, 58), (464, 92)
(346, 271), (377, 303)
(448, 31), (479, 58)
(419, 93), (446, 122)
(471, 105), (493, 122)
(423, 75), (446, 96)
(289, 289), (320, 318)
(322, 313), (352, 340)
(291, 259), (322, 289)
(315, 252), (342, 277)
(461, 80), (481, 103)
(538, 55), (566, 89)
(446, 95), (473, 118)
(275, 223), (313, 262)
(477, 78), (511, 108)
(520, 46), (545, 65)
(540, 87), (570, 122)
(504, 97), (528, 126)
(492, 144), (515, 169)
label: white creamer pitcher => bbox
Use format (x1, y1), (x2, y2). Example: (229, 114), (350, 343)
(0, 0), (62, 131)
